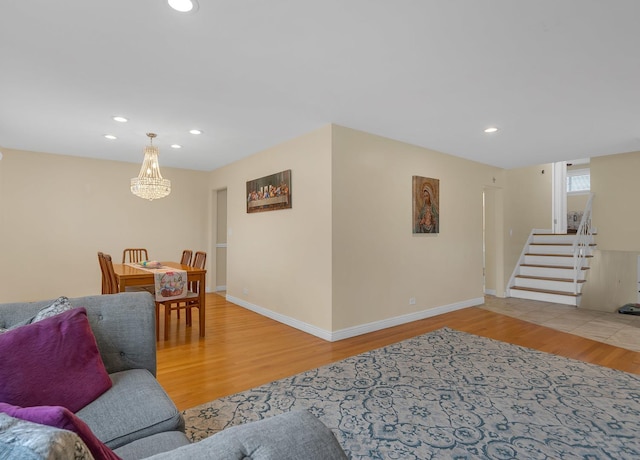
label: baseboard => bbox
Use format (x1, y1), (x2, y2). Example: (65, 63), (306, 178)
(226, 295), (484, 342)
(484, 289), (497, 296)
(226, 295), (333, 341)
(330, 297), (485, 341)
(215, 285), (227, 292)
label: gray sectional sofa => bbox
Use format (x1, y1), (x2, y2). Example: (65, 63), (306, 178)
(0, 292), (347, 459)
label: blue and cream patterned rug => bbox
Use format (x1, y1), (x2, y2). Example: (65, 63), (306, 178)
(183, 327), (640, 459)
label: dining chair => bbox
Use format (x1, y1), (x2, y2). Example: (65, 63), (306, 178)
(180, 249), (193, 266)
(122, 248), (149, 264)
(192, 251), (206, 270)
(97, 252), (112, 294)
(161, 251), (206, 340)
(98, 252), (121, 295)
(99, 251), (161, 339)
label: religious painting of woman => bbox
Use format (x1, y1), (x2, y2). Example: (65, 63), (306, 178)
(412, 176), (439, 234)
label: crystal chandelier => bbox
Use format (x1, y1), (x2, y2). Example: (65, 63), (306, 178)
(130, 133), (171, 201)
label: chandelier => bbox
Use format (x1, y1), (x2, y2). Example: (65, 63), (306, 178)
(130, 133), (171, 201)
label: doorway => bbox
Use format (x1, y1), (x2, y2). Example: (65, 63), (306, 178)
(215, 189), (228, 292)
(552, 161), (567, 233)
(483, 186), (505, 297)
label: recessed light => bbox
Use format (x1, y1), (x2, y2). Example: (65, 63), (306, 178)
(168, 0), (198, 13)
(171, 144), (182, 149)
(104, 134), (117, 140)
(189, 129), (202, 135)
(112, 116), (128, 123)
(484, 127), (499, 133)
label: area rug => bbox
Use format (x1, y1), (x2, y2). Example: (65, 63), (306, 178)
(183, 327), (640, 459)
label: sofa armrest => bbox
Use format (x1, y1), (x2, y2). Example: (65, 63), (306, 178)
(0, 292), (157, 376)
(145, 411), (348, 460)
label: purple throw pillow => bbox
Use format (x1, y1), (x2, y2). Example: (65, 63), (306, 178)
(0, 402), (121, 460)
(0, 307), (112, 413)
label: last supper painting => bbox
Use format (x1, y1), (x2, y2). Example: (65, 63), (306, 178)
(246, 169), (292, 213)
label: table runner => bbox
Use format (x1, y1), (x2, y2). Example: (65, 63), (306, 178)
(126, 263), (188, 301)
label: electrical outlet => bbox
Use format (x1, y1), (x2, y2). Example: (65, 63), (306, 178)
(242, 287), (249, 295)
(409, 297), (416, 305)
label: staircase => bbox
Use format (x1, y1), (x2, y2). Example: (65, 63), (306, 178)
(508, 194), (595, 306)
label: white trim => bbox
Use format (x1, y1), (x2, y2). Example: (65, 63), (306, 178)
(226, 295), (485, 342)
(484, 289), (497, 296)
(227, 295), (333, 340)
(215, 285), (226, 292)
(552, 161), (567, 233)
(567, 167), (590, 177)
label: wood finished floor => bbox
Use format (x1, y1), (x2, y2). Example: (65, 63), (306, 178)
(156, 293), (640, 411)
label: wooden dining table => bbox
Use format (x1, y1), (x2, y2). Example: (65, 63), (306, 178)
(112, 262), (207, 338)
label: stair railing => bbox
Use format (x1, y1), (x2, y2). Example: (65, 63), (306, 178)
(571, 193), (594, 293)
(506, 228), (548, 297)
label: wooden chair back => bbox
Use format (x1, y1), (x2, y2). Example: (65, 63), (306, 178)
(189, 251), (206, 292)
(98, 252), (119, 294)
(122, 248), (149, 263)
(192, 251), (206, 269)
(97, 252), (109, 294)
(180, 249), (193, 266)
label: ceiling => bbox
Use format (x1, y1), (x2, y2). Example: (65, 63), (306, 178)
(1, 1), (639, 172)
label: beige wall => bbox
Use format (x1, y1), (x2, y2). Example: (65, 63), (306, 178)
(209, 125), (334, 331)
(330, 126), (503, 330)
(207, 124), (503, 335)
(591, 151), (640, 252)
(567, 193), (589, 213)
(503, 163), (553, 288)
(580, 250), (639, 311)
(483, 186), (505, 296)
(0, 148), (209, 302)
(578, 151), (640, 310)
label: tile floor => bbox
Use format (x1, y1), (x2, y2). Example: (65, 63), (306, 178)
(480, 296), (640, 352)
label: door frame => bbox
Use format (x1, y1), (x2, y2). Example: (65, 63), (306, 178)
(552, 161), (567, 233)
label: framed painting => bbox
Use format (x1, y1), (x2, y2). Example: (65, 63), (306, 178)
(412, 176), (439, 234)
(246, 169), (292, 213)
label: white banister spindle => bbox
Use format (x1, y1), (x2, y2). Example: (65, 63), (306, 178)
(572, 193), (594, 293)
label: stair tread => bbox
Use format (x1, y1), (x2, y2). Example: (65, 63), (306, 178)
(509, 286), (581, 297)
(515, 275), (586, 283)
(521, 264), (590, 270)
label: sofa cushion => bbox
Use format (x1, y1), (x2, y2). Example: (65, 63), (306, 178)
(76, 369), (184, 450)
(113, 431), (190, 459)
(0, 412), (94, 460)
(0, 307), (112, 412)
(0, 403), (121, 460)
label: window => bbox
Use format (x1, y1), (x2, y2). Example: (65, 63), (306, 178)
(567, 168), (590, 194)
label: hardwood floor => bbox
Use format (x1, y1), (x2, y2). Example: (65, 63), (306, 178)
(156, 293), (640, 411)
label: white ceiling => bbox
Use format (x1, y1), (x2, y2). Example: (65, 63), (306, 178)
(1, 1), (639, 172)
